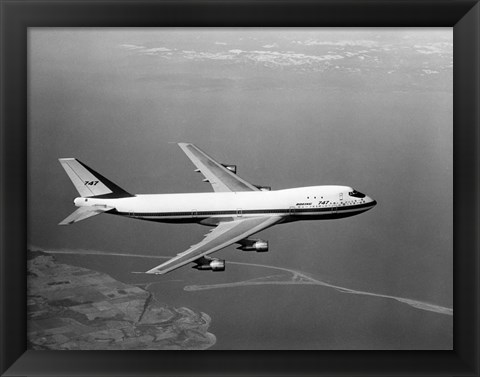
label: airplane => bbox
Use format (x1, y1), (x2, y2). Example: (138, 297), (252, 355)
(59, 143), (377, 274)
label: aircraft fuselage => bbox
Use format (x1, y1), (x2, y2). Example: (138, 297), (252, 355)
(74, 185), (377, 226)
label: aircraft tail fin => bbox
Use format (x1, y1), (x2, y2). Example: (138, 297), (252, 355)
(59, 158), (134, 198)
(59, 206), (113, 225)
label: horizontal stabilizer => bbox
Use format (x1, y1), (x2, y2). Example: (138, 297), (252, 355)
(59, 206), (113, 225)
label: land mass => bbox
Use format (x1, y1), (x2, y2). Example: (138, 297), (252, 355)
(27, 250), (216, 350)
(185, 261), (453, 316)
(44, 249), (453, 317)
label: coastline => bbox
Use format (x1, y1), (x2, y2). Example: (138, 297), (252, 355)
(27, 250), (216, 350)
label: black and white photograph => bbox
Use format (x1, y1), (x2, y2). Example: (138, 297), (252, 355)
(27, 28), (452, 350)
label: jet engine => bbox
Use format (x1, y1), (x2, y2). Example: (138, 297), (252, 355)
(221, 164), (237, 174)
(237, 239), (269, 252)
(193, 257), (226, 271)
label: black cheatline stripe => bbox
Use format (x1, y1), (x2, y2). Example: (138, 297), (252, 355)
(113, 202), (374, 217)
(76, 159), (134, 199)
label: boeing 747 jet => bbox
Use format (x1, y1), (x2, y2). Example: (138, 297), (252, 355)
(59, 143), (377, 274)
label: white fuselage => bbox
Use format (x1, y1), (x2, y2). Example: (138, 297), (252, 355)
(74, 185), (377, 226)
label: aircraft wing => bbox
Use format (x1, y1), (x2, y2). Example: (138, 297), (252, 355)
(178, 143), (260, 192)
(145, 216), (282, 274)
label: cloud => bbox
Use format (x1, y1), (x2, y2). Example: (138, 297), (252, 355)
(248, 51), (345, 65)
(119, 38), (452, 76)
(141, 47), (171, 55)
(120, 44), (347, 71)
(119, 44), (146, 50)
(414, 42), (452, 55)
(295, 39), (378, 48)
(119, 44), (171, 55)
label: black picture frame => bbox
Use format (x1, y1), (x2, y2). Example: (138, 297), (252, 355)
(1, 1), (478, 376)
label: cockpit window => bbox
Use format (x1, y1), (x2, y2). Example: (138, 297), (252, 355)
(348, 190), (366, 198)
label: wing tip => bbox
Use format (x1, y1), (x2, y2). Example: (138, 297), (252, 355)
(145, 266), (167, 274)
(145, 270), (165, 275)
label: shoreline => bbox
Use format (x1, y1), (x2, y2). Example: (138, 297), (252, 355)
(27, 250), (216, 350)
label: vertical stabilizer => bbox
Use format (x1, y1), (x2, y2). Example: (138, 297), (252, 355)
(59, 158), (133, 198)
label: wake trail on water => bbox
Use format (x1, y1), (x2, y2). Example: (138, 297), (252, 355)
(41, 249), (453, 316)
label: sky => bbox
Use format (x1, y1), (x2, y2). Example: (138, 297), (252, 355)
(28, 28), (452, 349)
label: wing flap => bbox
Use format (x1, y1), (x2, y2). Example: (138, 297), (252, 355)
(145, 216), (282, 274)
(178, 143), (259, 192)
